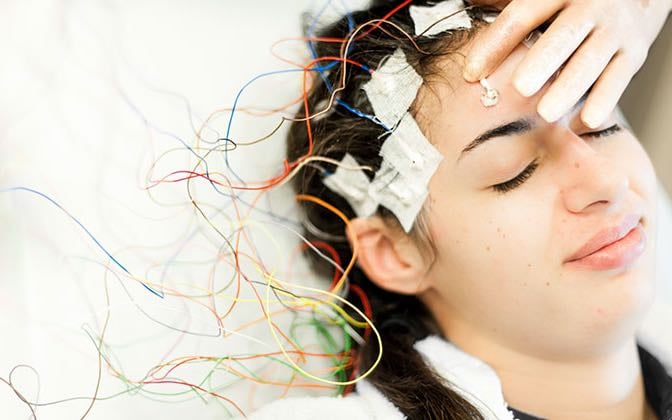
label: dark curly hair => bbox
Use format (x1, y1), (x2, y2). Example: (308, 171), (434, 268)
(287, 2), (495, 418)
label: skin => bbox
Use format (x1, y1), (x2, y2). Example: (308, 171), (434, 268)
(463, 0), (672, 129)
(348, 41), (660, 419)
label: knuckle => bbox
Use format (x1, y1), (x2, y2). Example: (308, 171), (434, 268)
(625, 46), (649, 69)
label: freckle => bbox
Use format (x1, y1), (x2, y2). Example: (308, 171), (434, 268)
(596, 308), (604, 315)
(545, 281), (550, 286)
(523, 282), (527, 286)
(527, 263), (532, 268)
(574, 162), (580, 169)
(486, 246), (491, 251)
(496, 227), (501, 233)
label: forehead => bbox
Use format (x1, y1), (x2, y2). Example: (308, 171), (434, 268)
(415, 42), (538, 151)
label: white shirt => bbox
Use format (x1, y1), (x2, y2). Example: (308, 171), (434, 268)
(248, 306), (672, 420)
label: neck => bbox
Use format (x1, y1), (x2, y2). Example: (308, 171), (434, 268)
(444, 322), (652, 420)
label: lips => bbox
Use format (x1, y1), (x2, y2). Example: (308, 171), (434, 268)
(565, 214), (643, 263)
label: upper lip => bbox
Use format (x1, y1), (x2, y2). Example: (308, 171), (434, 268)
(565, 214), (643, 262)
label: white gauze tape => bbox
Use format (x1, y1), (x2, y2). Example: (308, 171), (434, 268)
(326, 48), (444, 233)
(368, 160), (428, 233)
(379, 113), (443, 186)
(410, 0), (472, 37)
(323, 153), (378, 218)
(362, 48), (422, 128)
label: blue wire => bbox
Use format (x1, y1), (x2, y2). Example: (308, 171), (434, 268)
(120, 84), (302, 227)
(307, 0), (335, 91)
(304, 0), (382, 129)
(335, 99), (389, 130)
(224, 67), (309, 184)
(1, 186), (164, 299)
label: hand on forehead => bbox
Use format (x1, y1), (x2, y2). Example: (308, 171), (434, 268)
(415, 39), (596, 162)
(423, 42), (542, 128)
(462, 0), (669, 128)
(446, 39), (588, 132)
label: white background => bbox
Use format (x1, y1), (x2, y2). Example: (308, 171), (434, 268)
(1, 1), (671, 419)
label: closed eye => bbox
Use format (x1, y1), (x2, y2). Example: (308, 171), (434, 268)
(492, 160), (539, 194)
(491, 124), (622, 194)
(582, 124), (621, 138)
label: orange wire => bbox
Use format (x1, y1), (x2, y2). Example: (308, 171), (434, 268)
(295, 194), (356, 295)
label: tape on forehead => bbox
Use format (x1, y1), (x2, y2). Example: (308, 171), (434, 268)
(379, 113), (443, 186)
(363, 48), (422, 128)
(410, 0), (472, 37)
(325, 46), (446, 232)
(369, 160), (428, 233)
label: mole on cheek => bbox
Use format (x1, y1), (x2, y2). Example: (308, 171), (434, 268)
(574, 162), (580, 169)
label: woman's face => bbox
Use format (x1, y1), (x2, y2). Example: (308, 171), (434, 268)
(415, 42), (659, 359)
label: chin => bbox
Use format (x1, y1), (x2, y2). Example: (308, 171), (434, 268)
(585, 257), (657, 349)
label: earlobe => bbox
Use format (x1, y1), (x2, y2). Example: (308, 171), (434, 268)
(347, 217), (432, 295)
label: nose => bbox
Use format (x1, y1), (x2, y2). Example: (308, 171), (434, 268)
(558, 131), (629, 215)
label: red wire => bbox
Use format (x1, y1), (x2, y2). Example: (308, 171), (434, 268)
(355, 0), (414, 40)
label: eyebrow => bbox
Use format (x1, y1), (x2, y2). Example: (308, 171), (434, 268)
(457, 90), (592, 163)
(457, 118), (535, 163)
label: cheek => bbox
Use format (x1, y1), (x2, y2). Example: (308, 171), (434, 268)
(427, 193), (552, 288)
(596, 135), (659, 234)
(600, 133), (657, 193)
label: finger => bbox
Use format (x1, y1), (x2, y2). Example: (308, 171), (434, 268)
(536, 30), (619, 123)
(463, 0), (564, 82)
(511, 8), (596, 98)
(580, 50), (645, 129)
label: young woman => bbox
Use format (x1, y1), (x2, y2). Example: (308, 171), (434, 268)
(252, 1), (672, 418)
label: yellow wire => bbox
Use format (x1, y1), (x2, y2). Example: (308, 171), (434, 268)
(264, 272), (382, 386)
(260, 194), (381, 386)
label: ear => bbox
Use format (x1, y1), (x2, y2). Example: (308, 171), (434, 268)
(346, 217), (432, 295)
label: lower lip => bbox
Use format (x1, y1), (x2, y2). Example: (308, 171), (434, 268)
(565, 224), (647, 270)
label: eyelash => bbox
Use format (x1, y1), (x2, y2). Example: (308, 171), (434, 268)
(491, 124), (622, 194)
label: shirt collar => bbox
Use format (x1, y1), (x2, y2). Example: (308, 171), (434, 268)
(414, 336), (672, 420)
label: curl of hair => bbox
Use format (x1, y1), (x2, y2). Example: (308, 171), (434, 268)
(287, 2), (493, 419)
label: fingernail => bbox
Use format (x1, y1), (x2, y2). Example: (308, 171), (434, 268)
(537, 99), (564, 124)
(513, 74), (542, 98)
(582, 108), (603, 129)
(463, 57), (484, 81)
